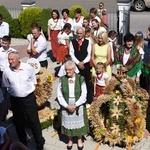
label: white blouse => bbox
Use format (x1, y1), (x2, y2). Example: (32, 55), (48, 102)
(48, 18), (61, 30)
(57, 76), (87, 108)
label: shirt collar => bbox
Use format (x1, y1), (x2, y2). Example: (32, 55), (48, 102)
(2, 47), (13, 52)
(10, 61), (23, 72)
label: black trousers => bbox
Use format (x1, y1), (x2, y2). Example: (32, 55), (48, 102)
(39, 60), (48, 68)
(78, 63), (93, 104)
(10, 92), (44, 146)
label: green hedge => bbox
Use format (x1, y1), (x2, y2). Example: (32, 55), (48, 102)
(9, 19), (22, 38)
(18, 7), (42, 38)
(69, 5), (88, 18)
(38, 8), (52, 38)
(0, 5), (12, 23)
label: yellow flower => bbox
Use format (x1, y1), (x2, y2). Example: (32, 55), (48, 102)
(115, 90), (120, 95)
(129, 136), (134, 142)
(47, 74), (54, 82)
(134, 118), (141, 124)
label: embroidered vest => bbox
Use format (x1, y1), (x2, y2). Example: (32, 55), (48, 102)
(61, 73), (84, 104)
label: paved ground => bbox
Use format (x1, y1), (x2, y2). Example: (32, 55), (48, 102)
(2, 38), (150, 150)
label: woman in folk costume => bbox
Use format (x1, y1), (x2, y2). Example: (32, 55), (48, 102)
(114, 33), (142, 83)
(57, 60), (89, 150)
(48, 9), (61, 60)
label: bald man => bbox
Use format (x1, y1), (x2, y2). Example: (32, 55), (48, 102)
(69, 27), (92, 103)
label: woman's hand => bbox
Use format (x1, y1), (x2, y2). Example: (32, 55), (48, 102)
(67, 105), (76, 113)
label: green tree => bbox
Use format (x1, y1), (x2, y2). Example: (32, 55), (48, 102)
(18, 7), (42, 38)
(38, 8), (52, 38)
(69, 5), (88, 18)
(9, 19), (22, 38)
(0, 5), (12, 23)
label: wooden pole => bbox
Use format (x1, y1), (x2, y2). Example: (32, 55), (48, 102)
(94, 142), (101, 150)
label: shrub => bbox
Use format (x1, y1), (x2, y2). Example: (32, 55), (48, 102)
(0, 5), (12, 23)
(69, 5), (88, 18)
(38, 8), (52, 38)
(18, 7), (42, 38)
(9, 19), (22, 38)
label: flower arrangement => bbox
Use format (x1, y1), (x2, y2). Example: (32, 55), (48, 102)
(89, 75), (149, 148)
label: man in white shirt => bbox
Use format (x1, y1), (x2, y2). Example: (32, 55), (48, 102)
(69, 27), (92, 103)
(2, 51), (45, 150)
(0, 35), (16, 121)
(0, 14), (9, 47)
(27, 26), (48, 68)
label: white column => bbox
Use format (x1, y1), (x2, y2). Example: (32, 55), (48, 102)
(117, 2), (131, 33)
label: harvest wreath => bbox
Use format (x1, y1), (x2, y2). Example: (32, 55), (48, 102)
(34, 67), (57, 129)
(89, 75), (149, 148)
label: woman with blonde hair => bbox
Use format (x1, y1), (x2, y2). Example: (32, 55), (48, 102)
(91, 32), (111, 80)
(134, 31), (144, 59)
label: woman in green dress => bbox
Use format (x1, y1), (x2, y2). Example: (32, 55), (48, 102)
(57, 60), (89, 150)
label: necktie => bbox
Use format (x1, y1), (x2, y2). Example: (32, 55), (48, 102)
(78, 39), (82, 51)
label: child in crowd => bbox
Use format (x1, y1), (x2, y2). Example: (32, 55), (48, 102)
(57, 54), (79, 77)
(108, 30), (118, 63)
(93, 62), (108, 98)
(57, 23), (71, 64)
(0, 125), (29, 150)
(82, 17), (90, 29)
(134, 31), (145, 60)
(85, 27), (94, 45)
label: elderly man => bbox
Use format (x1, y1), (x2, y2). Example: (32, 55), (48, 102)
(69, 27), (92, 103)
(27, 26), (48, 68)
(2, 51), (45, 150)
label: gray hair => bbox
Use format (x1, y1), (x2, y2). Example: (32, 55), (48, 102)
(65, 60), (76, 69)
(76, 27), (85, 34)
(8, 51), (20, 59)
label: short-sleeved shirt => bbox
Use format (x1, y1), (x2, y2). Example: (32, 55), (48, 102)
(94, 72), (108, 86)
(57, 32), (69, 45)
(2, 62), (37, 97)
(93, 26), (107, 37)
(60, 18), (73, 30)
(27, 34), (47, 62)
(0, 47), (17, 71)
(72, 16), (84, 35)
(0, 22), (9, 38)
(48, 18), (61, 31)
(89, 16), (101, 27)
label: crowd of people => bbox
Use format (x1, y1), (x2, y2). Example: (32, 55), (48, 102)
(0, 1), (150, 149)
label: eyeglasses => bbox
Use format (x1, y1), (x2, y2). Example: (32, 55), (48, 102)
(65, 68), (74, 71)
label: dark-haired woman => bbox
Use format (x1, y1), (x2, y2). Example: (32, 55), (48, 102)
(72, 8), (84, 36)
(60, 8), (73, 30)
(48, 9), (61, 61)
(57, 23), (72, 63)
(114, 33), (142, 83)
